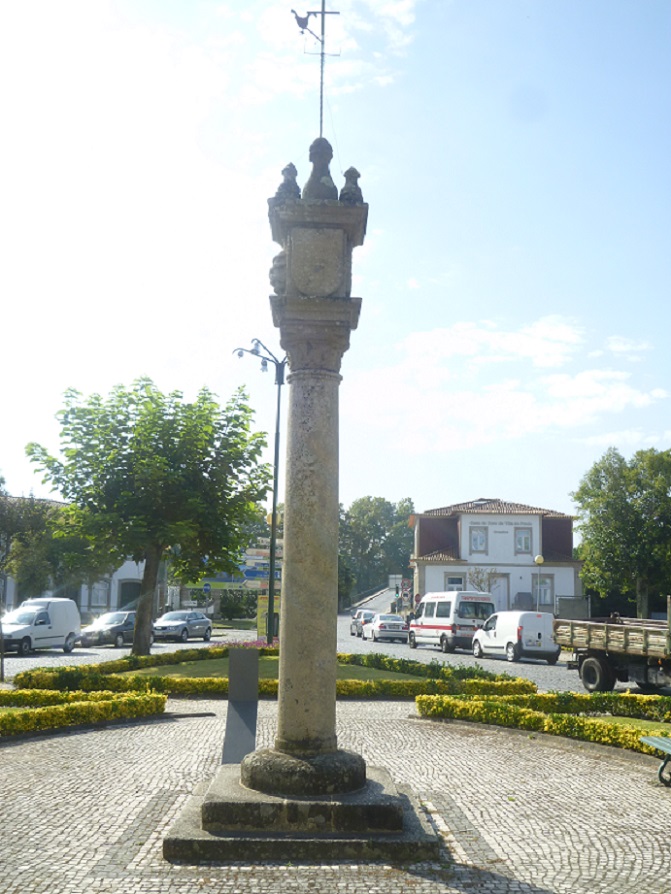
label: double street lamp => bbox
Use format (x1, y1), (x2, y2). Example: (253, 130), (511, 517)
(234, 339), (287, 645)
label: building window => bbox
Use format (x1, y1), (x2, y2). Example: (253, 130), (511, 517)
(533, 574), (554, 608)
(515, 527), (532, 555)
(91, 580), (110, 609)
(444, 575), (464, 592)
(470, 526), (488, 554)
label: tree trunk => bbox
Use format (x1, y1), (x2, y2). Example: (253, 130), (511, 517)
(132, 544), (162, 656)
(636, 578), (650, 619)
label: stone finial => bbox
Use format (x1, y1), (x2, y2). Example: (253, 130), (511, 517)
(269, 163), (301, 212)
(339, 167), (363, 205)
(302, 137), (338, 200)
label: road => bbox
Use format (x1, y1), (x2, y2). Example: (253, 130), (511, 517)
(0, 589), (631, 694)
(341, 589), (611, 695)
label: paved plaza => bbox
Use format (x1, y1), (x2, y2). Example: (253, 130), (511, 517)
(1, 698), (668, 894)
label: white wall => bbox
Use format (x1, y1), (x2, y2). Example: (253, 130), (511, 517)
(460, 513), (541, 564)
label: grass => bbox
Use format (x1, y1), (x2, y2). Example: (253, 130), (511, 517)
(601, 714), (670, 736)
(124, 655), (421, 682)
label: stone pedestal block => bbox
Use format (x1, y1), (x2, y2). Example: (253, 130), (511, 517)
(163, 765), (441, 864)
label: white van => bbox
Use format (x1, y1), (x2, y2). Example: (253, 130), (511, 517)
(408, 591), (495, 653)
(472, 611), (560, 664)
(1, 597), (81, 656)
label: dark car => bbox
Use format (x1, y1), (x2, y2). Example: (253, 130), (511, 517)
(153, 610), (212, 642)
(79, 611), (137, 648)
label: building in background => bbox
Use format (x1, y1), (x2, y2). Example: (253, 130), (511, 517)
(411, 498), (586, 617)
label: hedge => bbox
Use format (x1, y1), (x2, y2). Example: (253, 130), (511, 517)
(10, 667), (536, 700)
(0, 692), (167, 737)
(415, 693), (671, 756)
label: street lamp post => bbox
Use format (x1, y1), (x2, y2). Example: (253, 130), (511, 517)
(534, 554), (545, 612)
(235, 339), (287, 645)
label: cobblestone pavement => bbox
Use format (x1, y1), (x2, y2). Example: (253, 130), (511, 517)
(1, 699), (668, 894)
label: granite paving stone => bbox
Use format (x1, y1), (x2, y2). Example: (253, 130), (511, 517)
(0, 699), (668, 893)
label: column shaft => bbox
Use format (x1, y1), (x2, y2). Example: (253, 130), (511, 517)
(275, 368), (340, 755)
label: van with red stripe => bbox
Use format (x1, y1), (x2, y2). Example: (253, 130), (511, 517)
(408, 591), (495, 653)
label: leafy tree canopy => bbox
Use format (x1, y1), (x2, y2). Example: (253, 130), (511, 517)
(339, 496), (415, 603)
(27, 379), (270, 654)
(572, 447), (671, 617)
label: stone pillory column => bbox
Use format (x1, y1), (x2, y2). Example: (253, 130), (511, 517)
(240, 138), (368, 796)
(162, 141), (440, 862)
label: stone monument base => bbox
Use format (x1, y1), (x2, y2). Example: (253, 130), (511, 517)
(163, 764), (441, 863)
(240, 746), (366, 796)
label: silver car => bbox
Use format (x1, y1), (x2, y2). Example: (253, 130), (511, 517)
(153, 610), (212, 642)
(349, 609), (376, 637)
(361, 613), (409, 644)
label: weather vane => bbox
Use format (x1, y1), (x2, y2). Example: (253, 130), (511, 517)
(291, 2), (340, 138)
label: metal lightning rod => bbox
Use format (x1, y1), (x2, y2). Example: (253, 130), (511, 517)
(291, 2), (340, 138)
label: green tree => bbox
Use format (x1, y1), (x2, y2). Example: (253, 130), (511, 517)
(572, 447), (671, 617)
(339, 496), (415, 600)
(5, 503), (120, 599)
(27, 379), (270, 655)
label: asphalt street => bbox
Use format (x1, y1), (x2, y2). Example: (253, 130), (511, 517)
(2, 615), (586, 694)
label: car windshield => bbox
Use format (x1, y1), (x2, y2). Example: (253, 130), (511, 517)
(93, 612), (127, 626)
(2, 608), (38, 625)
(159, 612), (188, 621)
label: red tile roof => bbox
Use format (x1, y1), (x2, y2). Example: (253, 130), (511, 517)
(420, 498), (573, 520)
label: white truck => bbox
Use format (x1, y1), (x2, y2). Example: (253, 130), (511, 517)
(553, 595), (671, 692)
(1, 597), (81, 656)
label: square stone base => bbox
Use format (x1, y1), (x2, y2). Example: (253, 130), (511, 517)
(163, 765), (441, 863)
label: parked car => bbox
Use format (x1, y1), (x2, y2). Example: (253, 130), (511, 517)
(79, 610), (137, 648)
(153, 610), (212, 642)
(350, 609), (376, 637)
(361, 613), (409, 643)
(1, 597), (81, 655)
(472, 611), (560, 664)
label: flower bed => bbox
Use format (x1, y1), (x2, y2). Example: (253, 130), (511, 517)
(13, 649), (533, 699)
(416, 691), (671, 756)
(0, 690), (166, 737)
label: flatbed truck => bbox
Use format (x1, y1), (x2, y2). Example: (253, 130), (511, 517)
(553, 595), (671, 693)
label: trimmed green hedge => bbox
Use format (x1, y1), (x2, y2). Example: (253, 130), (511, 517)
(415, 692), (671, 755)
(0, 692), (167, 737)
(0, 688), (125, 707)
(13, 650), (533, 700)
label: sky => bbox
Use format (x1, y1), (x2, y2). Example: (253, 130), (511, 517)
(1, 0), (669, 519)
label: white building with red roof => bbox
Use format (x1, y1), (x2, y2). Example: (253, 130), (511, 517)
(410, 498), (585, 615)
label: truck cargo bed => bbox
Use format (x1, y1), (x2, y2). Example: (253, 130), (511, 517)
(554, 617), (671, 659)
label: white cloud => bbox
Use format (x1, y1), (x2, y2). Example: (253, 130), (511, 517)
(597, 335), (652, 363)
(342, 317), (667, 455)
(579, 430), (668, 449)
(400, 315), (583, 371)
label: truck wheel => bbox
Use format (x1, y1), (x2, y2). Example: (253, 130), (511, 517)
(546, 653), (559, 666)
(17, 637), (31, 657)
(441, 637), (455, 653)
(580, 656), (614, 692)
(506, 643), (519, 662)
(63, 633), (76, 654)
(473, 640), (484, 659)
(409, 632), (417, 649)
